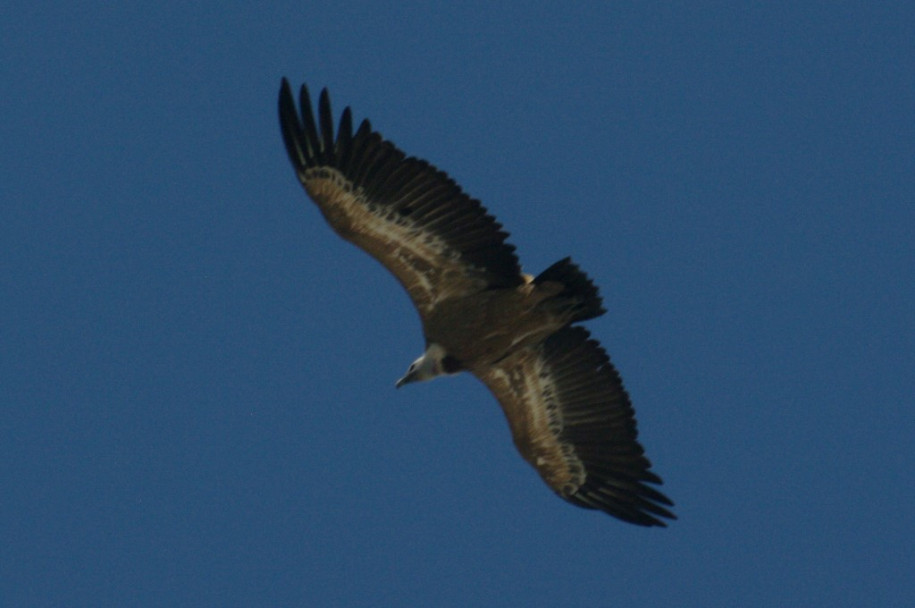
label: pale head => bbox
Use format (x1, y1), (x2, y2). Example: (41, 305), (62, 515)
(395, 343), (457, 388)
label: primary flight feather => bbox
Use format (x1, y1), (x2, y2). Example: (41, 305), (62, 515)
(278, 79), (674, 526)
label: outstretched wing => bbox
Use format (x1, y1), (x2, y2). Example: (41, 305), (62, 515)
(476, 327), (675, 526)
(278, 79), (523, 318)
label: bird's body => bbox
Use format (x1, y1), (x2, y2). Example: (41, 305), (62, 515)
(423, 277), (568, 368)
(278, 79), (675, 526)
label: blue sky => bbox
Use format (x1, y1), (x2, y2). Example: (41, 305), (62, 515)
(3, 2), (913, 606)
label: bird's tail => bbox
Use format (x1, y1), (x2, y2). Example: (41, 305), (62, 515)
(534, 257), (606, 323)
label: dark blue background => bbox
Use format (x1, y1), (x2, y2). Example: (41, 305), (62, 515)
(3, 2), (913, 605)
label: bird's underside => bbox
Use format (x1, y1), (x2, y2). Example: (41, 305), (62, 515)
(278, 78), (675, 526)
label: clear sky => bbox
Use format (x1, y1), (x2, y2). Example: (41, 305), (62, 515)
(3, 2), (913, 606)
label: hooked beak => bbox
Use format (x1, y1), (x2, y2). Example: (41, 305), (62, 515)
(395, 368), (418, 389)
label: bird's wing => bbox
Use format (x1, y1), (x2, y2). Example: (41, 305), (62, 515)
(476, 326), (675, 526)
(278, 79), (523, 318)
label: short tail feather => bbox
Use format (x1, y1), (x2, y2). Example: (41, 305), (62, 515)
(534, 257), (606, 323)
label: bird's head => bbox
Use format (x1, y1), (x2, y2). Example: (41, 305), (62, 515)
(395, 343), (459, 388)
(395, 351), (439, 388)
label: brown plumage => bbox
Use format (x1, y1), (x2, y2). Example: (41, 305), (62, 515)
(278, 79), (674, 526)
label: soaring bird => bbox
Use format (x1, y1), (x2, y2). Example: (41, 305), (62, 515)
(278, 79), (674, 526)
